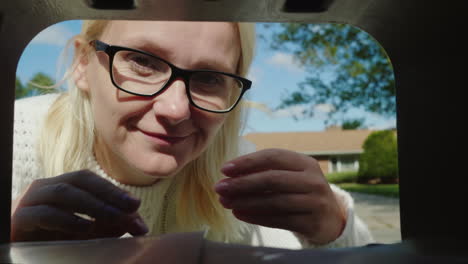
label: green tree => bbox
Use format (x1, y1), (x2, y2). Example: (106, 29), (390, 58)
(27, 72), (55, 96)
(267, 23), (395, 123)
(15, 73), (55, 99)
(15, 77), (28, 99)
(358, 130), (398, 183)
(342, 118), (365, 130)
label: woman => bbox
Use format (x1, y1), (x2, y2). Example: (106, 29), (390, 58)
(11, 20), (373, 248)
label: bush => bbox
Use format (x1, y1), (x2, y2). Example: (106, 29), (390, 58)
(358, 130), (398, 183)
(337, 183), (399, 198)
(325, 171), (358, 184)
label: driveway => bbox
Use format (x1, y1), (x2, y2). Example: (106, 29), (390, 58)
(349, 192), (401, 244)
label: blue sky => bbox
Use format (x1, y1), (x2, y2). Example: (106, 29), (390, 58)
(16, 21), (396, 135)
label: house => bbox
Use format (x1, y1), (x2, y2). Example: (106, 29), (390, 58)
(242, 127), (375, 174)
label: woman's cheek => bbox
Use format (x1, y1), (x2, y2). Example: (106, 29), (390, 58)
(203, 117), (226, 141)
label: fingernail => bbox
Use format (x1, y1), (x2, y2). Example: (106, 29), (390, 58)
(134, 217), (149, 235)
(221, 163), (235, 174)
(214, 181), (230, 193)
(122, 194), (141, 211)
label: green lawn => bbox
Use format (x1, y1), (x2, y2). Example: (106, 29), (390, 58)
(336, 183), (399, 198)
(325, 171), (359, 184)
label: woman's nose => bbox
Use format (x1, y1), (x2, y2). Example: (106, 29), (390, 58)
(152, 79), (191, 125)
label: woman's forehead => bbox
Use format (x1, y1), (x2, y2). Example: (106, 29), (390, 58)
(101, 21), (240, 72)
(103, 21), (235, 44)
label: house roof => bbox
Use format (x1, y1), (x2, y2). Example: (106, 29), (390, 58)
(243, 129), (375, 156)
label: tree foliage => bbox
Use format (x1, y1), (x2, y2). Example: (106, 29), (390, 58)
(15, 72), (55, 99)
(342, 118), (365, 130)
(267, 23), (395, 123)
(15, 77), (28, 99)
(358, 130), (398, 183)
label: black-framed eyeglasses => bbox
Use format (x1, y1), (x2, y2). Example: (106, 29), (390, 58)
(90, 40), (252, 113)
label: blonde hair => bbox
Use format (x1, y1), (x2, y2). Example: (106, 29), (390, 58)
(38, 20), (256, 242)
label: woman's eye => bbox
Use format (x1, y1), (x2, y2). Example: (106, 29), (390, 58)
(131, 55), (151, 66)
(126, 54), (163, 75)
(194, 73), (224, 85)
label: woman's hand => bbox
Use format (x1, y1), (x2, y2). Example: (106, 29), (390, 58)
(215, 149), (347, 245)
(11, 170), (148, 242)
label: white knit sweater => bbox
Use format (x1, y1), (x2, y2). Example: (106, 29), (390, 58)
(12, 94), (374, 249)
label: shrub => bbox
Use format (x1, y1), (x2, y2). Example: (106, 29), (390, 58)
(337, 183), (399, 198)
(325, 171), (358, 184)
(358, 130), (398, 183)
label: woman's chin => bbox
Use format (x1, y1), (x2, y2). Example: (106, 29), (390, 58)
(137, 165), (181, 181)
(126, 154), (188, 185)
(122, 170), (175, 186)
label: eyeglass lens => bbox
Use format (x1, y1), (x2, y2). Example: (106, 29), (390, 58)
(111, 50), (243, 111)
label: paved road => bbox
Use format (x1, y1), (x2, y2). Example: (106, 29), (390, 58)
(349, 192), (401, 244)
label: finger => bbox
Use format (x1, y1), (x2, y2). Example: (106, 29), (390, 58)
(12, 205), (93, 235)
(221, 149), (318, 177)
(215, 170), (323, 196)
(218, 193), (315, 214)
(110, 213), (149, 237)
(128, 215), (149, 236)
(85, 214), (148, 239)
(20, 182), (130, 221)
(40, 170), (140, 213)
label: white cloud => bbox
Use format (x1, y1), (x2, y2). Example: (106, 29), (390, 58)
(246, 102), (336, 120)
(30, 24), (74, 46)
(271, 105), (308, 118)
(314, 103), (335, 114)
(267, 52), (303, 72)
(368, 118), (397, 130)
(244, 101), (308, 119)
(271, 103), (336, 119)
(311, 25), (323, 33)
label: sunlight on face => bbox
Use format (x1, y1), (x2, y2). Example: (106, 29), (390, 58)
(82, 21), (241, 185)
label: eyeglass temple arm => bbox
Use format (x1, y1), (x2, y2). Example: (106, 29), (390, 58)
(90, 40), (109, 52)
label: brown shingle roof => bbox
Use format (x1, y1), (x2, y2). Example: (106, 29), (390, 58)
(243, 129), (375, 155)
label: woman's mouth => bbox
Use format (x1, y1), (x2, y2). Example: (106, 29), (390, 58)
(138, 129), (189, 146)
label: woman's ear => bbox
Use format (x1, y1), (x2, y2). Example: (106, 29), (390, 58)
(73, 39), (90, 92)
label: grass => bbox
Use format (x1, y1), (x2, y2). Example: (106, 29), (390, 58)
(325, 171), (359, 184)
(325, 171), (399, 198)
(336, 183), (399, 198)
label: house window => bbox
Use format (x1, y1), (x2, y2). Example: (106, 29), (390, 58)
(340, 155), (358, 171)
(330, 155), (359, 173)
(331, 157), (338, 172)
